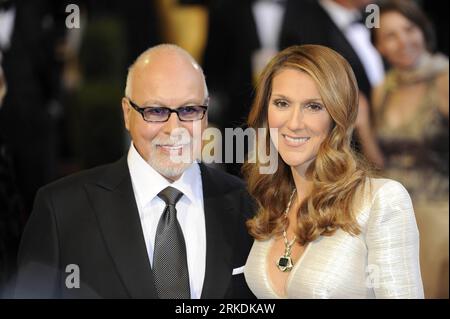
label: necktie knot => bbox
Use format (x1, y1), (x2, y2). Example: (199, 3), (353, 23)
(158, 186), (183, 206)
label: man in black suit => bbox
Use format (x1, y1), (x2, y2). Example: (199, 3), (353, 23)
(280, 0), (385, 101)
(14, 44), (255, 299)
(202, 0), (288, 176)
(0, 0), (68, 215)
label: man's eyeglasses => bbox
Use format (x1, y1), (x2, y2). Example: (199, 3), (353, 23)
(127, 98), (208, 122)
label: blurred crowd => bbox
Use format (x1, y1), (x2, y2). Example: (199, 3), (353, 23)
(0, 0), (448, 298)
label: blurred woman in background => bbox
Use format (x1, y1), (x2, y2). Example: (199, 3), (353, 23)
(372, 0), (449, 298)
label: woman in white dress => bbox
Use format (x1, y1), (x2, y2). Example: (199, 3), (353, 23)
(242, 44), (424, 299)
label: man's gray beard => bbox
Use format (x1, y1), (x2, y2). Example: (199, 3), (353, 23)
(149, 132), (197, 179)
(148, 152), (193, 179)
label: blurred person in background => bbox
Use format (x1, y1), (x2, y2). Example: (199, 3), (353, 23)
(278, 0), (387, 168)
(202, 0), (289, 176)
(0, 54), (6, 105)
(371, 0), (449, 298)
(0, 0), (67, 297)
(0, 0), (68, 218)
(280, 0), (385, 102)
(1, 45), (22, 297)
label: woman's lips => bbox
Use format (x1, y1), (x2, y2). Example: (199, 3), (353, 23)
(282, 134), (310, 147)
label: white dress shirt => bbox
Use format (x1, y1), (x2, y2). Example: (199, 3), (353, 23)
(127, 143), (206, 299)
(0, 6), (15, 51)
(320, 0), (385, 87)
(251, 0), (286, 76)
(252, 0), (286, 50)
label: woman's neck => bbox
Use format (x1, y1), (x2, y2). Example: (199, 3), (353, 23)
(291, 167), (314, 202)
(397, 51), (428, 71)
(388, 52), (449, 92)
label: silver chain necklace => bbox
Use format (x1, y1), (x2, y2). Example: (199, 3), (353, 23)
(276, 189), (297, 272)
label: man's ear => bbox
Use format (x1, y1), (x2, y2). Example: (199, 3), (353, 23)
(121, 97), (131, 131)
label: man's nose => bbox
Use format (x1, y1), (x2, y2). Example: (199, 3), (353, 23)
(162, 112), (181, 134)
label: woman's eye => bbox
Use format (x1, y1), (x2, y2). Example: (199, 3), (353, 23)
(382, 32), (396, 42)
(405, 24), (417, 34)
(273, 100), (289, 108)
(305, 103), (323, 112)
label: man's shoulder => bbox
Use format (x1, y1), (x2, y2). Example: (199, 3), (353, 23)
(39, 157), (126, 195)
(200, 164), (246, 193)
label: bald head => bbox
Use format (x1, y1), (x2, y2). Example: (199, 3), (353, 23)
(125, 44), (208, 100)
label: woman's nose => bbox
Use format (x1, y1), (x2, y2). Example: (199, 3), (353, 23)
(286, 106), (305, 131)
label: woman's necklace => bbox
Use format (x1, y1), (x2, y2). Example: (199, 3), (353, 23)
(277, 189), (297, 272)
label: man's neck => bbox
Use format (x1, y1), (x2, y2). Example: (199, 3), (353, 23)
(163, 174), (180, 183)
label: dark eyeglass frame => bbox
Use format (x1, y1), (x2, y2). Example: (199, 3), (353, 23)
(127, 98), (208, 122)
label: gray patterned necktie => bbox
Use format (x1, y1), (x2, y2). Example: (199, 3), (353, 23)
(153, 186), (190, 299)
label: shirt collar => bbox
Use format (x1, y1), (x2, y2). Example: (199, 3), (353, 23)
(127, 143), (202, 209)
(319, 0), (361, 30)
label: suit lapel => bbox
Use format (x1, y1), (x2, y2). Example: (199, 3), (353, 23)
(281, 0), (371, 97)
(84, 157), (158, 298)
(243, 0), (261, 50)
(312, 1), (372, 96)
(199, 164), (235, 299)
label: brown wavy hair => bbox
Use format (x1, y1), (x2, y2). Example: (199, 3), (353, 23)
(243, 45), (373, 245)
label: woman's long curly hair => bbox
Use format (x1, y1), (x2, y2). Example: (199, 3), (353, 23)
(243, 45), (373, 245)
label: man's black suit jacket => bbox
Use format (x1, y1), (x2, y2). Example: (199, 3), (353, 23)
(14, 157), (256, 298)
(280, 0), (373, 100)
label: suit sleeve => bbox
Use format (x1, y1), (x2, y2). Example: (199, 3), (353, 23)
(366, 181), (424, 298)
(224, 187), (257, 299)
(14, 187), (61, 298)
